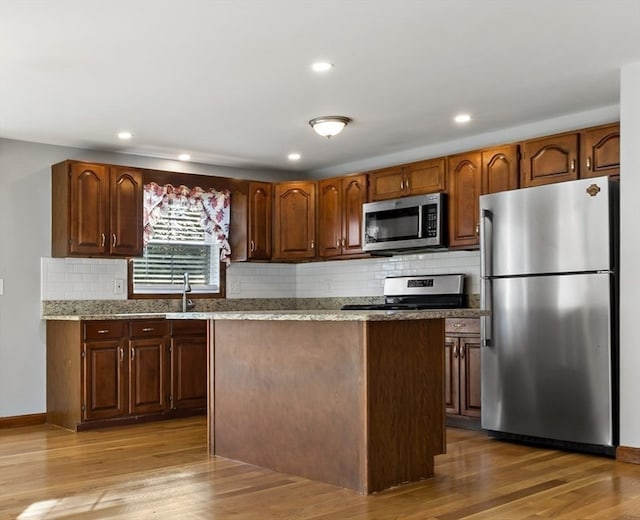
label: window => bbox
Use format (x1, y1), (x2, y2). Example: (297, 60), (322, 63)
(131, 183), (230, 296)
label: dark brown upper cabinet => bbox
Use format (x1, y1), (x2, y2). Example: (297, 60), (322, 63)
(369, 158), (446, 201)
(520, 133), (579, 188)
(318, 174), (368, 258)
(580, 123), (620, 178)
(52, 160), (143, 257)
(273, 181), (316, 260)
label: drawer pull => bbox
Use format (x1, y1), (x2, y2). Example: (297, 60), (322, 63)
(97, 329), (109, 334)
(453, 323), (463, 328)
(142, 327), (154, 332)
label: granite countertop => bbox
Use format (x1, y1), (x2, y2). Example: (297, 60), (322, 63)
(42, 312), (170, 321)
(165, 308), (487, 322)
(43, 309), (487, 322)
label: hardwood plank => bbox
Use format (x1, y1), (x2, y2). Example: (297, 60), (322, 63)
(2, 417), (640, 519)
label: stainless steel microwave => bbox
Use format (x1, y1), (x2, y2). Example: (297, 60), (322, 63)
(362, 192), (447, 252)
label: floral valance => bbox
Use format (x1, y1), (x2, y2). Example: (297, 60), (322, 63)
(143, 182), (231, 264)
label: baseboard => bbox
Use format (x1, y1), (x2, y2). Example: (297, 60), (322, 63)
(616, 445), (640, 464)
(0, 413), (46, 429)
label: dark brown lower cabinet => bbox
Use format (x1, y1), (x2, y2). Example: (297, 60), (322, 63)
(47, 318), (206, 431)
(170, 320), (207, 410)
(444, 318), (481, 425)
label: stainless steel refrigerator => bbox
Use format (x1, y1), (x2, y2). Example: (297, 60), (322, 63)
(479, 176), (618, 454)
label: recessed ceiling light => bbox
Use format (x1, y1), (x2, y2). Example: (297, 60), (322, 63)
(454, 113), (471, 124)
(178, 153), (191, 161)
(312, 61), (333, 73)
(117, 131), (133, 139)
(288, 153), (301, 161)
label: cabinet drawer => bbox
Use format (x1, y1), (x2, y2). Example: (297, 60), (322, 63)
(129, 319), (169, 338)
(84, 321), (126, 340)
(171, 319), (207, 336)
(445, 318), (480, 335)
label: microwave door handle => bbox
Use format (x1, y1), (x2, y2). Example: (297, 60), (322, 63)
(480, 208), (493, 347)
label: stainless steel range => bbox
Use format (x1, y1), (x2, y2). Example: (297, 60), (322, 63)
(341, 274), (465, 310)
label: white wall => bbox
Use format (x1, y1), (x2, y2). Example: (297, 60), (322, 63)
(619, 63), (640, 448)
(3, 91), (636, 429)
(0, 138), (295, 417)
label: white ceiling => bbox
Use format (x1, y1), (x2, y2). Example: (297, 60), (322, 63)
(2, 0), (640, 176)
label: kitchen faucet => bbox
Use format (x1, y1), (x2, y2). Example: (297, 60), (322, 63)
(182, 272), (194, 312)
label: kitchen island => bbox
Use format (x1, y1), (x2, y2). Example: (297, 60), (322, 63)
(167, 308), (485, 494)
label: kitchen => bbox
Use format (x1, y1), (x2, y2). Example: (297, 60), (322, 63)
(3, 0), (640, 516)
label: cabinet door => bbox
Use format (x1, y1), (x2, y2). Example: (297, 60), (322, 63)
(459, 336), (481, 418)
(341, 174), (368, 256)
(69, 162), (110, 255)
(448, 152), (481, 248)
(482, 145), (519, 195)
(521, 133), (579, 187)
(109, 167), (143, 256)
(405, 158), (447, 196)
(318, 178), (342, 258)
(368, 166), (405, 201)
(580, 124), (620, 178)
(83, 340), (127, 421)
(248, 181), (272, 259)
(274, 182), (316, 259)
(170, 334), (207, 410)
(444, 336), (460, 415)
(129, 337), (168, 415)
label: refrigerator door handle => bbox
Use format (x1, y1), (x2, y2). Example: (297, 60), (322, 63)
(480, 208), (493, 347)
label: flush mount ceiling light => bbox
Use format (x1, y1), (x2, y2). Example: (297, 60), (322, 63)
(308, 116), (352, 138)
(178, 153), (191, 161)
(117, 131), (133, 139)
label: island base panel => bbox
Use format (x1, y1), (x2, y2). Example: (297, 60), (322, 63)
(211, 319), (444, 494)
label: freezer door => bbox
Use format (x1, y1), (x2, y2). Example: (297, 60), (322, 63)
(479, 177), (613, 276)
(481, 273), (614, 446)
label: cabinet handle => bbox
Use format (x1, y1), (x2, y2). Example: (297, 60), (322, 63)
(453, 345), (458, 357)
(587, 157), (592, 171)
(131, 348), (135, 361)
(142, 327), (154, 332)
(101, 233), (106, 247)
(342, 238), (346, 248)
(250, 240), (255, 252)
(476, 223), (480, 236)
(400, 180), (404, 191)
(571, 159), (576, 172)
(112, 234), (117, 247)
(310, 240), (315, 249)
(460, 346), (466, 359)
(405, 179), (410, 191)
(453, 322), (463, 328)
(337, 239), (341, 248)
(97, 329), (109, 334)
(119, 347), (124, 362)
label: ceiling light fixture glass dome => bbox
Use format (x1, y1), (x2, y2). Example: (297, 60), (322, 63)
(308, 116), (352, 138)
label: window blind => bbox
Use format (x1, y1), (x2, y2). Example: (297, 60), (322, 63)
(133, 202), (220, 294)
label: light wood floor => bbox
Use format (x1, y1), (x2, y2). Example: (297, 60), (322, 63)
(2, 417), (640, 519)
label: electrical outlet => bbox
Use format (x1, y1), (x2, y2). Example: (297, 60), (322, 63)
(229, 280), (241, 294)
(113, 279), (124, 294)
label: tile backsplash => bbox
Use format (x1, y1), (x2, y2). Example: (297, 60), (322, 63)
(41, 250), (480, 301)
(41, 257), (129, 301)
